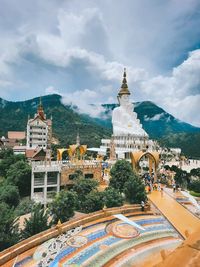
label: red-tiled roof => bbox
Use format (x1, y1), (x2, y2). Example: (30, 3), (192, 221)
(8, 131), (26, 140)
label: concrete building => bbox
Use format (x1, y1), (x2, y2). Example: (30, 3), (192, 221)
(31, 160), (102, 205)
(26, 99), (52, 149)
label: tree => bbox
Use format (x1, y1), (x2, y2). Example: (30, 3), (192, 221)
(0, 202), (19, 251)
(0, 149), (25, 178)
(0, 182), (20, 207)
(188, 180), (200, 193)
(174, 169), (189, 188)
(81, 191), (104, 213)
(15, 199), (35, 217)
(110, 160), (133, 192)
(21, 203), (51, 239)
(49, 190), (77, 224)
(69, 169), (84, 180)
(103, 187), (123, 208)
(190, 168), (200, 178)
(6, 160), (31, 197)
(72, 178), (99, 202)
(124, 173), (147, 204)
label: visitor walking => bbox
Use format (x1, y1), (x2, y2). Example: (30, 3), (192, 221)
(161, 187), (164, 197)
(141, 201), (145, 211)
(173, 183), (176, 193)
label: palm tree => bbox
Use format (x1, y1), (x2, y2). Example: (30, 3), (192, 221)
(21, 203), (51, 239)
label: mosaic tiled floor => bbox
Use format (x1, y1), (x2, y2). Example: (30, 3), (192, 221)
(13, 214), (182, 267)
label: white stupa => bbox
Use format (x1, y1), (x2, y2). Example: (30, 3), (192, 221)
(100, 69), (157, 159)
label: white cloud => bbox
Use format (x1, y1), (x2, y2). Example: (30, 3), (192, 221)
(0, 0), (200, 127)
(140, 49), (200, 126)
(144, 113), (165, 121)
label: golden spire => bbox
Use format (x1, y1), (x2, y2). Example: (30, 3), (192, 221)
(37, 96), (45, 119)
(118, 68), (130, 96)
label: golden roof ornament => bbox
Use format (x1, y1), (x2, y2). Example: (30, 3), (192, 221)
(118, 68), (130, 96)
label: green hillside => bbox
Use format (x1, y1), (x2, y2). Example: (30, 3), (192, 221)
(0, 94), (111, 147)
(0, 94), (200, 157)
(159, 132), (200, 159)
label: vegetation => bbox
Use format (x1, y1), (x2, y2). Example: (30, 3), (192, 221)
(0, 149), (31, 197)
(15, 199), (34, 217)
(189, 191), (200, 197)
(0, 95), (199, 156)
(0, 203), (19, 251)
(49, 190), (77, 223)
(21, 203), (51, 239)
(109, 160), (133, 192)
(188, 180), (200, 193)
(6, 161), (31, 197)
(123, 173), (147, 204)
(109, 160), (147, 204)
(0, 182), (20, 207)
(81, 191), (104, 213)
(102, 187), (123, 208)
(160, 132), (200, 159)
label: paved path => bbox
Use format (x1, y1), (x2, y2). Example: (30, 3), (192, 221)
(148, 190), (200, 239)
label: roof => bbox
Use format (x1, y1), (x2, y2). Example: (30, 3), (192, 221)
(8, 131), (26, 140)
(25, 148), (46, 159)
(25, 148), (40, 158)
(118, 68), (130, 96)
(13, 146), (26, 150)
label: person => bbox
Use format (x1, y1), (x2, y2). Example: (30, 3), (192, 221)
(161, 187), (164, 197)
(173, 183), (176, 193)
(141, 201), (145, 211)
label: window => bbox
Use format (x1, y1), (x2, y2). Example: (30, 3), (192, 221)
(85, 173), (94, 179)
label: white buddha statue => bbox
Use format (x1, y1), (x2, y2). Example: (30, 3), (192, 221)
(112, 69), (148, 137)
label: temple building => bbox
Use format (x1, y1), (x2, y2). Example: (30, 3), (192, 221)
(26, 98), (52, 149)
(92, 69), (157, 159)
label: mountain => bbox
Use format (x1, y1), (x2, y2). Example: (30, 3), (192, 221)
(0, 94), (111, 147)
(0, 94), (200, 157)
(160, 132), (200, 159)
(93, 102), (200, 139)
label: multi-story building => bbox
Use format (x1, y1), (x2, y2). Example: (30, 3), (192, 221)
(26, 99), (52, 149)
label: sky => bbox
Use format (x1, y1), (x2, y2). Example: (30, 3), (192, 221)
(0, 0), (200, 126)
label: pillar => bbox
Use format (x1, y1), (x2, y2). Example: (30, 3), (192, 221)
(44, 171), (47, 207)
(57, 172), (60, 193)
(149, 157), (153, 177)
(31, 171), (34, 200)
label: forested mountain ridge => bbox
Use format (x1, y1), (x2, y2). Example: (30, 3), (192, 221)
(0, 94), (200, 157)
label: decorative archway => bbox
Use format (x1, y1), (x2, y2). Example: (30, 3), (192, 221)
(57, 149), (68, 161)
(131, 151), (159, 180)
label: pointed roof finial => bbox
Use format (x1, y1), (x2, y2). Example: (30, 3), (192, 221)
(118, 68), (130, 96)
(37, 96), (45, 119)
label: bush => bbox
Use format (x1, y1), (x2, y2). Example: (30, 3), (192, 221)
(49, 190), (77, 224)
(21, 203), (51, 239)
(72, 178), (99, 206)
(80, 191), (104, 213)
(124, 174), (147, 204)
(188, 180), (200, 193)
(0, 202), (19, 251)
(110, 160), (133, 192)
(0, 183), (20, 207)
(15, 199), (34, 217)
(6, 161), (31, 197)
(103, 187), (123, 208)
(189, 191), (200, 197)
